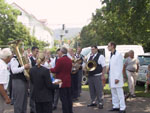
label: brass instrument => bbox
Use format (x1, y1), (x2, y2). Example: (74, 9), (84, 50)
(84, 60), (97, 76)
(86, 60), (97, 71)
(71, 58), (82, 74)
(8, 39), (30, 80)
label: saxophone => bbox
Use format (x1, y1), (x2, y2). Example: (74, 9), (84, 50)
(9, 39), (30, 80)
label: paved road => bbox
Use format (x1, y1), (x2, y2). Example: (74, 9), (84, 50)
(4, 91), (150, 113)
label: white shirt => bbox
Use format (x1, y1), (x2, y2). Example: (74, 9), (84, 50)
(50, 57), (59, 68)
(67, 53), (73, 60)
(0, 59), (10, 90)
(87, 53), (106, 67)
(28, 56), (36, 68)
(10, 57), (24, 74)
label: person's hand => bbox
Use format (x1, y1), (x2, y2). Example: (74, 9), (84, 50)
(115, 79), (119, 84)
(24, 64), (30, 69)
(101, 75), (105, 81)
(101, 75), (106, 87)
(53, 80), (62, 85)
(123, 73), (127, 79)
(5, 97), (11, 104)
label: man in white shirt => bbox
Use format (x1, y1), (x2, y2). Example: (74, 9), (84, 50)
(87, 46), (106, 109)
(0, 48), (12, 113)
(10, 52), (30, 113)
(108, 42), (126, 113)
(123, 50), (139, 98)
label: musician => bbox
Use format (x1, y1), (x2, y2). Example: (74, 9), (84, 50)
(44, 50), (53, 69)
(50, 47), (73, 113)
(10, 50), (30, 113)
(75, 46), (84, 97)
(0, 48), (12, 113)
(29, 46), (39, 113)
(68, 48), (79, 101)
(87, 46), (106, 109)
(29, 53), (61, 113)
(108, 42), (126, 113)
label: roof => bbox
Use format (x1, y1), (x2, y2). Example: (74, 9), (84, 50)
(11, 2), (53, 35)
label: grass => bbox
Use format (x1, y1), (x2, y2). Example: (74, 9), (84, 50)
(82, 82), (150, 98)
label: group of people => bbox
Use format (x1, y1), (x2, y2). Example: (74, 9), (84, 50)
(0, 46), (84, 113)
(0, 41), (149, 113)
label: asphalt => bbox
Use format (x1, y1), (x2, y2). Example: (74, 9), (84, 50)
(4, 91), (150, 113)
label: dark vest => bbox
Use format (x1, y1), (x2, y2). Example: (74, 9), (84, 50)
(30, 56), (36, 67)
(11, 56), (27, 82)
(88, 53), (103, 76)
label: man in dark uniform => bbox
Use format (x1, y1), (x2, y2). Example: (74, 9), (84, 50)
(29, 47), (39, 113)
(87, 46), (106, 109)
(75, 47), (84, 97)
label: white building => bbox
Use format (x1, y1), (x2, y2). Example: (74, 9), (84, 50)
(11, 2), (54, 48)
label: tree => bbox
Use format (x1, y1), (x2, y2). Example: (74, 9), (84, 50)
(0, 0), (48, 49)
(80, 0), (150, 52)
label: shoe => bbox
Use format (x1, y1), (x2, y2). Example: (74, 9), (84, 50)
(30, 112), (35, 113)
(52, 106), (57, 110)
(109, 108), (120, 111)
(98, 103), (103, 109)
(125, 93), (131, 101)
(87, 103), (97, 107)
(119, 110), (126, 113)
(72, 98), (78, 102)
(144, 90), (148, 93)
(131, 94), (136, 98)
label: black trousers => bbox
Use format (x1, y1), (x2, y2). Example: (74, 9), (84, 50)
(71, 73), (79, 99)
(8, 74), (13, 99)
(35, 102), (52, 113)
(59, 88), (73, 113)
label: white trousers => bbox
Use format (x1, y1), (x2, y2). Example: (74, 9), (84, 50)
(111, 87), (126, 110)
(126, 70), (138, 95)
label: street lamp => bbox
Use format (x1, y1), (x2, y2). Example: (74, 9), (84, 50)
(60, 24), (68, 47)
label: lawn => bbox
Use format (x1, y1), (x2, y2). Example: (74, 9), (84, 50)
(82, 83), (150, 98)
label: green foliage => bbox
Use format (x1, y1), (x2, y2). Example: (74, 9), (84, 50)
(80, 0), (150, 52)
(82, 83), (150, 98)
(49, 46), (58, 55)
(0, 0), (48, 49)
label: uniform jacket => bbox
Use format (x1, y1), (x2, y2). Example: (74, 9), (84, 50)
(29, 66), (59, 102)
(109, 51), (124, 88)
(50, 55), (72, 88)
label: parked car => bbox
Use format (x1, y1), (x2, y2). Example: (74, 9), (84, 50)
(81, 45), (144, 85)
(137, 53), (150, 83)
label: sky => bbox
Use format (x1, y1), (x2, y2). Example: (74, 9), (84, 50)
(7, 0), (102, 29)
